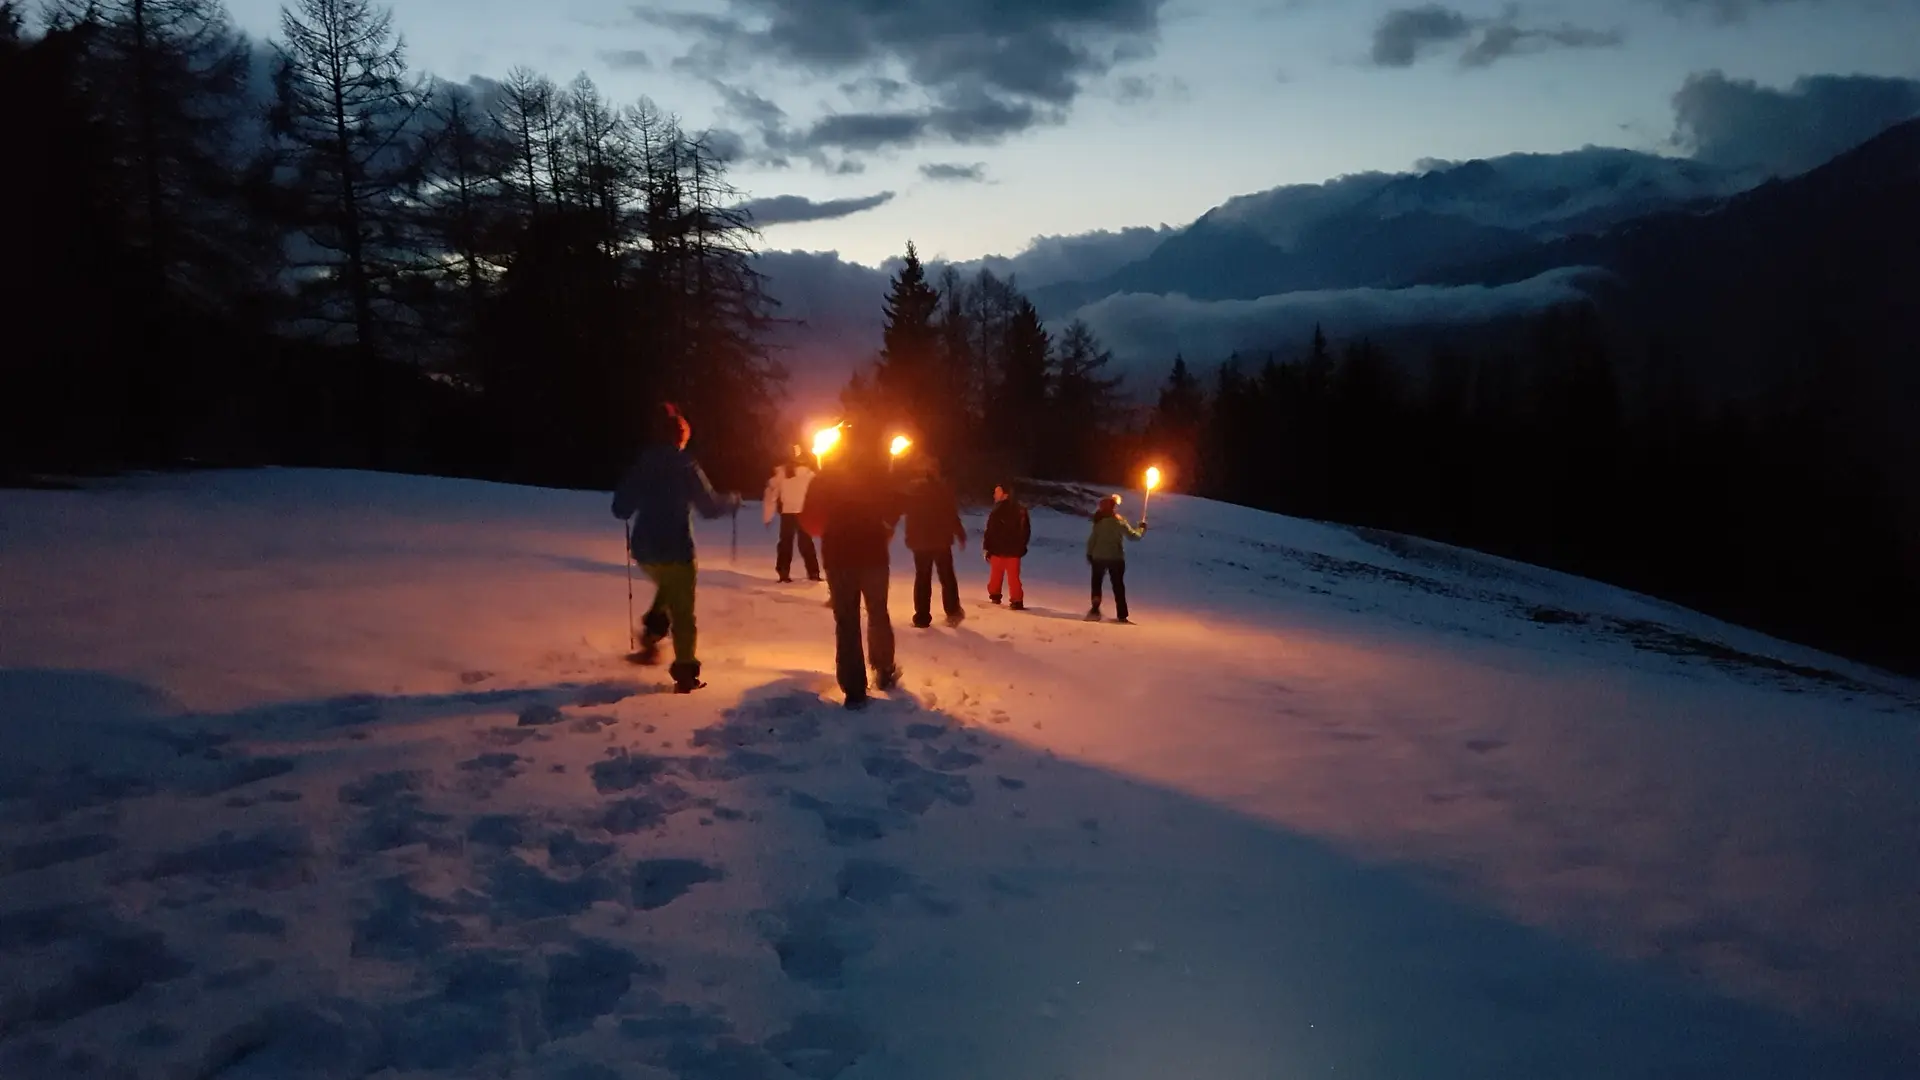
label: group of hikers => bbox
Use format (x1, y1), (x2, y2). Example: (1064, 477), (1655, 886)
(612, 403), (1148, 706)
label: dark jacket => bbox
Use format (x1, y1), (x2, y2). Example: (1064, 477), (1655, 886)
(611, 446), (734, 564)
(799, 461), (905, 571)
(983, 498), (1031, 558)
(903, 475), (967, 552)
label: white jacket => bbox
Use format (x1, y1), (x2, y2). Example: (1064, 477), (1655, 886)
(763, 465), (815, 523)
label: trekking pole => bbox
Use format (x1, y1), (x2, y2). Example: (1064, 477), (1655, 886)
(624, 520), (636, 654)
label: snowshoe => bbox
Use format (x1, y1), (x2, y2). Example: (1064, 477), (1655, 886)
(668, 662), (703, 694)
(777, 575), (793, 583)
(912, 615), (933, 629)
(874, 665), (903, 692)
(1009, 601), (1025, 611)
(945, 611), (965, 628)
(673, 680), (707, 694)
(1084, 607), (1101, 622)
(628, 635), (663, 665)
(844, 693), (871, 711)
(989, 594), (1002, 605)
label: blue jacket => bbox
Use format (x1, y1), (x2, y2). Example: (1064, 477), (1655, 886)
(611, 446), (735, 565)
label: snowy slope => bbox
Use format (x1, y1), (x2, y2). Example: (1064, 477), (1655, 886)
(2, 469), (1917, 1079)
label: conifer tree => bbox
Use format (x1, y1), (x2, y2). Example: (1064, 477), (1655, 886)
(872, 241), (941, 436)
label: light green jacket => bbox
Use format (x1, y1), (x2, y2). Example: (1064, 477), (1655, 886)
(1086, 514), (1144, 562)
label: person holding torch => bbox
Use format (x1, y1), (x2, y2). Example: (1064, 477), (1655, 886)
(1084, 478), (1149, 623)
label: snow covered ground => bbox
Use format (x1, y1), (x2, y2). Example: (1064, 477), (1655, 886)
(2, 467), (1916, 1079)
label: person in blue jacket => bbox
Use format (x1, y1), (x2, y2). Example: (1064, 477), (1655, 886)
(611, 403), (741, 692)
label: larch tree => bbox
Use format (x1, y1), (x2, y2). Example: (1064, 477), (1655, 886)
(268, 0), (431, 364)
(46, 0), (258, 301)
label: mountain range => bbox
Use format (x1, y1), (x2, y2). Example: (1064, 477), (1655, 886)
(760, 116), (1919, 432)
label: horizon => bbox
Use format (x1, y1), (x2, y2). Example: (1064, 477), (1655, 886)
(210, 0), (1920, 269)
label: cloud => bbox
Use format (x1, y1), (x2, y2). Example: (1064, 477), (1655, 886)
(1371, 5), (1622, 69)
(920, 162), (988, 182)
(1653, 0), (1821, 23)
(1672, 70), (1920, 177)
(957, 226), (1178, 289)
(737, 192), (897, 226)
(1459, 20), (1622, 68)
(754, 250), (892, 414)
(1370, 5), (1473, 67)
(638, 0), (1168, 156)
(1067, 267), (1609, 371)
(598, 49), (652, 71)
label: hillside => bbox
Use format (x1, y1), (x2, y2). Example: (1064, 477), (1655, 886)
(2, 469), (1916, 1078)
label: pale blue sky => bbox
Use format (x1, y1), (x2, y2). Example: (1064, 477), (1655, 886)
(223, 0), (1920, 267)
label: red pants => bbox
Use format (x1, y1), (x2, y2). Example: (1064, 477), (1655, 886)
(987, 556), (1023, 603)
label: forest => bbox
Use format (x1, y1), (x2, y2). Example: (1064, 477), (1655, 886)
(2, 0), (781, 491)
(3, 0), (1911, 673)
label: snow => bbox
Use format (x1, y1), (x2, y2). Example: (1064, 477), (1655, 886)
(2, 467), (1917, 1079)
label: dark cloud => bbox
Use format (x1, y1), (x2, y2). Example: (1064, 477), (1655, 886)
(1371, 5), (1622, 69)
(1370, 5), (1473, 67)
(767, 99), (1047, 155)
(598, 49), (652, 71)
(1672, 70), (1920, 177)
(638, 0), (1167, 155)
(736, 191), (896, 226)
(703, 128), (750, 164)
(1654, 0), (1820, 24)
(839, 75), (910, 105)
(1459, 20), (1622, 67)
(920, 162), (988, 182)
(715, 82), (788, 131)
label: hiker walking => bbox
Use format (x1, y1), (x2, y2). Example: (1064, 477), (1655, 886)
(611, 403), (742, 692)
(983, 483), (1031, 610)
(903, 456), (967, 628)
(799, 429), (906, 709)
(1086, 493), (1146, 623)
(763, 444), (820, 583)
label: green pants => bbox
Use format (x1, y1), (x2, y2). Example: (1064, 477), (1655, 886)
(639, 562), (697, 666)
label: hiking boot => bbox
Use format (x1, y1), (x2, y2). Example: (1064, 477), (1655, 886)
(875, 665), (903, 691)
(669, 661), (703, 694)
(945, 611), (965, 628)
(1009, 601), (1025, 611)
(912, 615), (932, 629)
(989, 594), (1002, 605)
(1084, 605), (1101, 621)
(844, 692), (870, 711)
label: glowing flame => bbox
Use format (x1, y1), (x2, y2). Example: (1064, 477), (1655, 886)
(811, 425), (842, 459)
(1145, 466), (1162, 490)
(889, 435), (911, 457)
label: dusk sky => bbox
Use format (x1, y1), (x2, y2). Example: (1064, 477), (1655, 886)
(219, 0), (1920, 268)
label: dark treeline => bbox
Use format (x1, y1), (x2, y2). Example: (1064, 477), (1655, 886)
(837, 242), (1134, 493)
(1, 0), (782, 491)
(1145, 307), (1917, 674)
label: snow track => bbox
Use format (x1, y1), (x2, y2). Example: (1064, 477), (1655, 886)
(1, 468), (1915, 1078)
